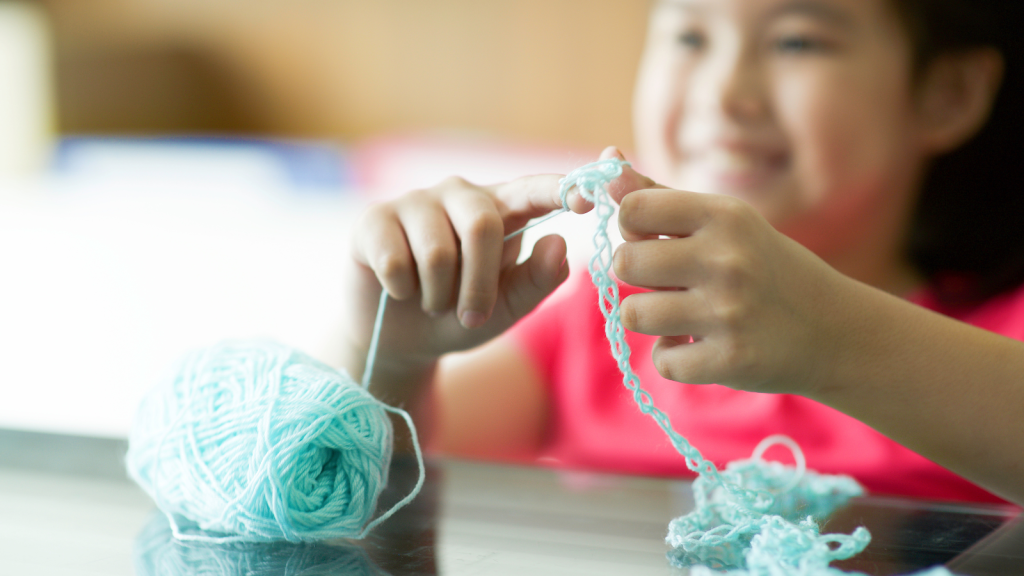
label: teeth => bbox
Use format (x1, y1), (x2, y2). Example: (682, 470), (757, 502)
(705, 149), (758, 172)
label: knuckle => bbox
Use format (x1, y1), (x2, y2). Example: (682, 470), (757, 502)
(375, 253), (414, 299)
(711, 195), (759, 231)
(421, 243), (457, 272)
(357, 202), (393, 231)
(361, 201), (388, 220)
(464, 211), (503, 243)
(709, 250), (754, 290)
(714, 194), (749, 219)
(404, 187), (433, 204)
(716, 300), (746, 330)
(375, 251), (408, 282)
(439, 175), (472, 189)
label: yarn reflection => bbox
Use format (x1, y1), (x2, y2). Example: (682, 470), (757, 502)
(134, 513), (384, 576)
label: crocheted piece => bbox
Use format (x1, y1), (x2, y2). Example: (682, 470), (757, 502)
(558, 159), (957, 576)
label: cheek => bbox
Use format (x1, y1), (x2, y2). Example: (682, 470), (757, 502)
(774, 69), (915, 209)
(633, 51), (684, 181)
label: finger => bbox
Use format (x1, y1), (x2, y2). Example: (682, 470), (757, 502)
(394, 198), (460, 313)
(613, 237), (703, 289)
(604, 150), (670, 205)
(491, 174), (584, 226)
(618, 188), (714, 241)
(493, 234), (570, 325)
(353, 203), (418, 300)
(444, 190), (506, 328)
(651, 336), (723, 385)
(598, 145), (623, 161)
(556, 146), (638, 212)
(619, 290), (712, 338)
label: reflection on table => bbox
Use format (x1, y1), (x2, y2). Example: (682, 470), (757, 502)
(0, 430), (1021, 576)
(133, 457), (1023, 576)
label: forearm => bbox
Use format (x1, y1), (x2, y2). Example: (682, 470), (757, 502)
(809, 281), (1024, 505)
(339, 335), (550, 458)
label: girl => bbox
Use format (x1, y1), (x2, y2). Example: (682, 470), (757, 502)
(342, 0), (1024, 506)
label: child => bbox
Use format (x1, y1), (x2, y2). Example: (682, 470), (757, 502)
(341, 0), (1024, 506)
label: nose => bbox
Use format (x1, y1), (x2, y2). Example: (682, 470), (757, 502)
(694, 42), (770, 124)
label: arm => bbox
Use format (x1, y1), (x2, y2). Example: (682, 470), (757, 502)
(434, 337), (549, 458)
(806, 280), (1024, 505)
(609, 162), (1024, 506)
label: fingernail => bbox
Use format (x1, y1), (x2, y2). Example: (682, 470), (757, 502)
(460, 310), (487, 329)
(599, 146), (626, 161)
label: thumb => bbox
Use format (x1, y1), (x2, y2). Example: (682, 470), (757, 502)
(492, 234), (570, 326)
(598, 146), (670, 204)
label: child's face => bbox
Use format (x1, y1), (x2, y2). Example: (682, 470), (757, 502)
(634, 0), (926, 256)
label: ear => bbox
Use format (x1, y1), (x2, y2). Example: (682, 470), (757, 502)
(916, 48), (1004, 154)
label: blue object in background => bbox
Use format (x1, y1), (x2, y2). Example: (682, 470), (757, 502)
(51, 136), (354, 193)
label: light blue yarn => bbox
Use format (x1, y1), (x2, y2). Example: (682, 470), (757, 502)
(667, 449), (869, 570)
(127, 340), (418, 543)
(688, 553), (959, 576)
(133, 512), (381, 576)
(558, 159), (954, 576)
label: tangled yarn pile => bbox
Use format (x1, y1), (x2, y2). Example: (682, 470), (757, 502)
(561, 158), (957, 576)
(127, 341), (421, 543)
(667, 436), (869, 571)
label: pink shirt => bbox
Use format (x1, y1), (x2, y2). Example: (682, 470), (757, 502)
(510, 268), (1024, 504)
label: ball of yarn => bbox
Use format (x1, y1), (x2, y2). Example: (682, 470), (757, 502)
(126, 341), (394, 542)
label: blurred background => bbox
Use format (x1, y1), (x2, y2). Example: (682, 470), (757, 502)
(0, 0), (648, 439)
(44, 0), (643, 148)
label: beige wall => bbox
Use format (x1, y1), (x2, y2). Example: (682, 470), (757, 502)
(41, 0), (649, 151)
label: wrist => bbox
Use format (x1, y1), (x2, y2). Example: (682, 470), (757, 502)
(792, 271), (883, 401)
(801, 276), (912, 406)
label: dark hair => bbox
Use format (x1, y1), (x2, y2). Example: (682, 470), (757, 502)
(894, 0), (1024, 305)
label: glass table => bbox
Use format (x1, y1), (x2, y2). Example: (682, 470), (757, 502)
(1, 429), (1020, 575)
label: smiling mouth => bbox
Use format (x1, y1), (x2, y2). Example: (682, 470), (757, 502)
(692, 147), (789, 191)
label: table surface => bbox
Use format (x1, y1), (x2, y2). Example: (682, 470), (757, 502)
(0, 429), (1021, 576)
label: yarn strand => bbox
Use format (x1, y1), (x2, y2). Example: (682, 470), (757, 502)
(361, 289), (389, 390)
(351, 206), (577, 536)
(358, 403), (426, 538)
(559, 159), (893, 576)
(502, 208), (568, 241)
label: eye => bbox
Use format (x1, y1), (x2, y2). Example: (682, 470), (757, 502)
(773, 35), (829, 54)
(677, 30), (707, 51)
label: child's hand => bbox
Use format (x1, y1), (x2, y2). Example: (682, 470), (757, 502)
(610, 163), (851, 396)
(345, 169), (595, 379)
